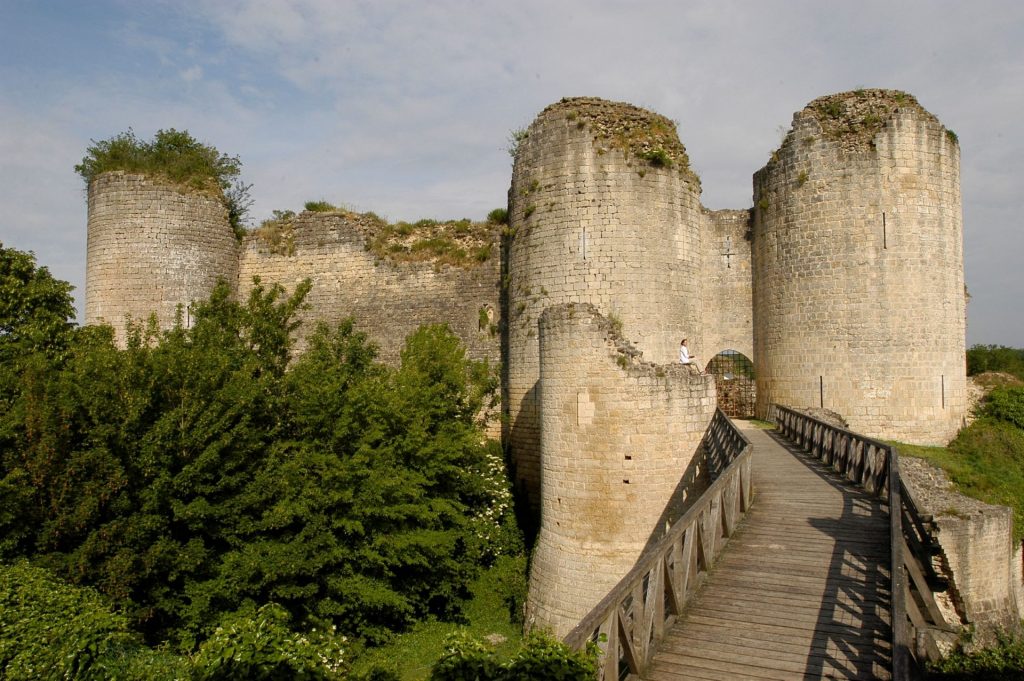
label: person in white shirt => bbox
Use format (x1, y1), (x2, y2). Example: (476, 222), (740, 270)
(679, 338), (696, 366)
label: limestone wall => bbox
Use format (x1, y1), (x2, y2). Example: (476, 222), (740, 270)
(902, 456), (1022, 634)
(702, 209), (754, 362)
(525, 304), (716, 637)
(85, 171), (238, 344)
(752, 90), (966, 445)
(237, 211), (501, 367)
(506, 97), (705, 507)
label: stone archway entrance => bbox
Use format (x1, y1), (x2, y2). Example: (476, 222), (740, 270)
(706, 349), (756, 418)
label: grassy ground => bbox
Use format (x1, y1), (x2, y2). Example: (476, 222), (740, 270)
(350, 558), (526, 680)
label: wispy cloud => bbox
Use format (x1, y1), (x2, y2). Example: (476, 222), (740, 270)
(1, 0), (1022, 342)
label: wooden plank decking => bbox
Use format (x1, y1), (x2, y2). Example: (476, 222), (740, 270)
(643, 421), (893, 681)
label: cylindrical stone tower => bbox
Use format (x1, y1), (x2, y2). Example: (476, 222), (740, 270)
(752, 89), (966, 444)
(86, 171), (239, 344)
(526, 304), (716, 636)
(506, 97), (705, 507)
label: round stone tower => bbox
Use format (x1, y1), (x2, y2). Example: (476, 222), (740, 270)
(752, 89), (966, 444)
(525, 304), (715, 637)
(506, 97), (705, 506)
(85, 171), (239, 344)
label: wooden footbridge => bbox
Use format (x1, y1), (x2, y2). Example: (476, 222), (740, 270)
(565, 407), (956, 681)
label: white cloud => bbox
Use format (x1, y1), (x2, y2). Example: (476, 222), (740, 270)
(180, 65), (203, 82)
(2, 0), (1023, 341)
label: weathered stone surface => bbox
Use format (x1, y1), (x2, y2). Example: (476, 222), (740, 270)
(525, 304), (715, 637)
(752, 89), (967, 445)
(85, 172), (239, 344)
(505, 98), (709, 510)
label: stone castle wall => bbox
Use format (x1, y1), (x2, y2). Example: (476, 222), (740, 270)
(506, 98), (705, 507)
(237, 212), (501, 366)
(525, 304), (716, 637)
(752, 90), (966, 445)
(702, 208), (754, 362)
(85, 172), (239, 344)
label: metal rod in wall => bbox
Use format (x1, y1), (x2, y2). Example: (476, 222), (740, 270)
(820, 376), (824, 408)
(942, 374), (945, 409)
(883, 212), (887, 249)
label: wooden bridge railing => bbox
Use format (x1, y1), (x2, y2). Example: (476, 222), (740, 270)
(564, 409), (753, 680)
(770, 404), (959, 680)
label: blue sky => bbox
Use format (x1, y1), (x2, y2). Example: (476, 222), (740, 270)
(2, 0), (1022, 345)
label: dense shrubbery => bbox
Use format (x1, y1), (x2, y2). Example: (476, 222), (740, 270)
(429, 631), (596, 681)
(0, 242), (527, 679)
(74, 129), (252, 235)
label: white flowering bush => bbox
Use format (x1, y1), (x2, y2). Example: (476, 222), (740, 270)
(193, 604), (347, 680)
(468, 441), (522, 563)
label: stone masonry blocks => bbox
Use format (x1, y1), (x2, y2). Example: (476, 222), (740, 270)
(525, 303), (715, 637)
(506, 98), (707, 509)
(85, 172), (239, 344)
(752, 90), (966, 445)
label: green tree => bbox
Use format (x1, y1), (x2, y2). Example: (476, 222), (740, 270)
(967, 344), (1024, 380)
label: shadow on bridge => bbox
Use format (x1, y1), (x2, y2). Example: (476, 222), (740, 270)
(767, 428), (893, 680)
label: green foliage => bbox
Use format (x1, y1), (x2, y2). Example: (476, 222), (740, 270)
(983, 386), (1024, 430)
(367, 217), (496, 269)
(0, 249), (519, 671)
(926, 630), (1024, 680)
(486, 208), (509, 225)
(193, 604), (346, 680)
(897, 388), (1024, 541)
(305, 200), (340, 212)
(1, 272), (511, 655)
(506, 128), (529, 160)
(967, 344), (1024, 380)
(640, 147), (673, 168)
(0, 561), (190, 681)
(350, 558), (526, 680)
(946, 129), (960, 145)
(0, 243), (75, 401)
(429, 631), (596, 681)
(74, 129), (250, 235)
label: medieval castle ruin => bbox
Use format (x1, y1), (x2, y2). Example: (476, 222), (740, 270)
(85, 89), (969, 634)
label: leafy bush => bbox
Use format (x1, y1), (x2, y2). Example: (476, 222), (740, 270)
(74, 129), (250, 234)
(486, 208), (509, 225)
(304, 200), (339, 212)
(982, 386), (1024, 430)
(429, 631), (596, 681)
(927, 630), (1024, 680)
(0, 270), (509, 651)
(0, 561), (190, 681)
(193, 604), (346, 680)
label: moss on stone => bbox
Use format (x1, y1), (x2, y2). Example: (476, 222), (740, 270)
(255, 207), (497, 268)
(803, 88), (929, 147)
(539, 97), (698, 183)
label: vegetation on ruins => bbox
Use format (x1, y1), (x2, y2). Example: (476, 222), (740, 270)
(0, 243), (533, 679)
(486, 208), (509, 225)
(305, 200), (342, 212)
(804, 88), (932, 147)
(897, 370), (1024, 541)
(74, 128), (252, 236)
(925, 629), (1024, 680)
(546, 97), (696, 180)
(250, 205), (498, 269)
(253, 209), (298, 255)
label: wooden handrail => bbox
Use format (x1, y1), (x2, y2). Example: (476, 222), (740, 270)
(563, 409), (753, 680)
(771, 404), (958, 680)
